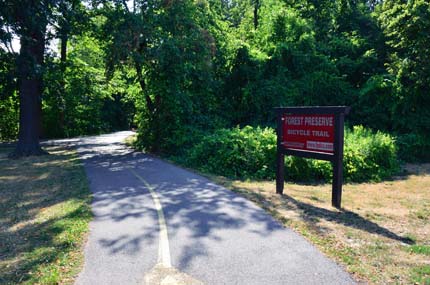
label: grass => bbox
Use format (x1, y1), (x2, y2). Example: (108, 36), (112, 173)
(0, 144), (92, 284)
(409, 245), (430, 256)
(207, 164), (430, 285)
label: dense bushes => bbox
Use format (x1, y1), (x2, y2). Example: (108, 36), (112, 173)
(0, 94), (18, 141)
(343, 126), (399, 181)
(396, 133), (430, 162)
(0, 51), (18, 141)
(182, 125), (399, 183)
(184, 126), (277, 179)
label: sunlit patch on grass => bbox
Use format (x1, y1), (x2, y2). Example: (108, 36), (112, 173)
(0, 144), (91, 284)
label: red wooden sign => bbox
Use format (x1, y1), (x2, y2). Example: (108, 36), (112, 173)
(275, 106), (350, 208)
(282, 114), (335, 154)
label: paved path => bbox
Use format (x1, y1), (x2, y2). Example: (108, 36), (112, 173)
(59, 132), (355, 285)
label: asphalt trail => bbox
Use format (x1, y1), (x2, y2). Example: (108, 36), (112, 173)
(54, 132), (355, 285)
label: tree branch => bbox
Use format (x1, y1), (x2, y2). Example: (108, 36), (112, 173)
(134, 60), (154, 113)
(6, 26), (16, 53)
(121, 0), (130, 13)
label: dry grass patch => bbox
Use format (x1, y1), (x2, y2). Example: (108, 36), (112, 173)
(0, 144), (91, 284)
(211, 164), (430, 284)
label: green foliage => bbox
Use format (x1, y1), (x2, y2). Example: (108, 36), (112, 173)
(185, 126), (277, 179)
(343, 126), (399, 182)
(377, 0), (430, 135)
(104, 0), (223, 154)
(286, 126), (399, 182)
(0, 51), (18, 141)
(396, 133), (430, 162)
(0, 92), (18, 141)
(42, 34), (135, 138)
(183, 125), (399, 182)
(351, 74), (395, 131)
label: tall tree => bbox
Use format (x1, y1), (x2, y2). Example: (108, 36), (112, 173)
(0, 0), (55, 156)
(97, 0), (218, 154)
(0, 0), (84, 156)
(378, 0), (430, 134)
(53, 0), (88, 133)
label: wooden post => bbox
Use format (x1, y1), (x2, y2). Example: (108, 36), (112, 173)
(275, 106), (350, 208)
(332, 113), (345, 208)
(276, 112), (284, 194)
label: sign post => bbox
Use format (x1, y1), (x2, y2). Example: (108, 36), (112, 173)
(275, 106), (350, 208)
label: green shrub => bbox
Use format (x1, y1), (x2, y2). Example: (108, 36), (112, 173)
(0, 94), (18, 141)
(343, 126), (399, 182)
(396, 133), (430, 162)
(185, 126), (277, 179)
(183, 125), (399, 182)
(284, 157), (332, 182)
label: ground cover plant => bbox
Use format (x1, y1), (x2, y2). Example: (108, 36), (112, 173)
(210, 164), (430, 284)
(0, 145), (91, 284)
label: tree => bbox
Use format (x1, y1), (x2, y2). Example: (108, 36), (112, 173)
(96, 0), (219, 154)
(378, 0), (430, 134)
(52, 0), (88, 134)
(0, 0), (88, 156)
(0, 0), (54, 156)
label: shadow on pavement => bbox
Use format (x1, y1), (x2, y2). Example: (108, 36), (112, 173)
(56, 133), (286, 271)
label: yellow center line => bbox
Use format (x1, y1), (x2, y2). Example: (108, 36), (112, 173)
(128, 168), (172, 268)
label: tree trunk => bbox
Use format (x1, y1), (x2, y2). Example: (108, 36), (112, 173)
(58, 32), (68, 134)
(10, 29), (47, 158)
(60, 33), (68, 64)
(253, 0), (260, 29)
(134, 60), (155, 114)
